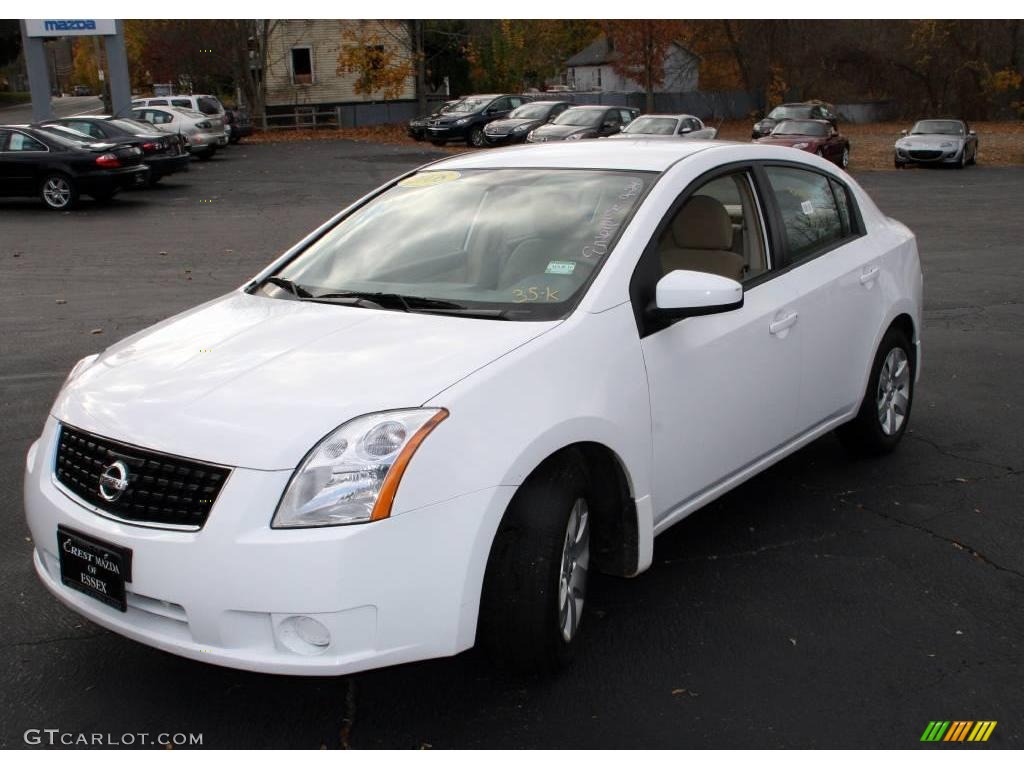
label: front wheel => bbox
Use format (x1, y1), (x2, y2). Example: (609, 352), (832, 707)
(469, 126), (487, 148)
(40, 173), (78, 210)
(478, 453), (590, 673)
(837, 326), (915, 455)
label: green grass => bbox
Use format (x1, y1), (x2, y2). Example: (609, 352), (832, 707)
(0, 91), (30, 106)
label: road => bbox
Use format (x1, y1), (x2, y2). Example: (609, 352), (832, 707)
(1, 141), (1022, 748)
(0, 95), (106, 124)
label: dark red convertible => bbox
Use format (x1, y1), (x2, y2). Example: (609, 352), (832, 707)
(754, 119), (850, 168)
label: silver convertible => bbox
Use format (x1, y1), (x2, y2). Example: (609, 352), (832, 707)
(894, 119), (978, 169)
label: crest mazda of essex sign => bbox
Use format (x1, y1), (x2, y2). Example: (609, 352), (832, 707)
(24, 19), (117, 37)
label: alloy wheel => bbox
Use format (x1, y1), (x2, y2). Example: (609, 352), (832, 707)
(558, 497), (590, 642)
(876, 347), (910, 436)
(43, 176), (71, 209)
(470, 128), (486, 148)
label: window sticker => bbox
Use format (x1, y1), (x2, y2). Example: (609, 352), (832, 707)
(545, 260), (576, 276)
(397, 170), (462, 188)
(800, 200), (815, 215)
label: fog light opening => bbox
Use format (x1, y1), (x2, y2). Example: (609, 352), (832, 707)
(278, 615), (331, 655)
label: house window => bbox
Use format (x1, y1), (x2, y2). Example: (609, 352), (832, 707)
(291, 46), (313, 85)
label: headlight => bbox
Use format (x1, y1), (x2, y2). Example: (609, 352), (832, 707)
(272, 408), (448, 528)
(454, 118), (470, 126)
(511, 123), (530, 133)
(526, 130), (535, 141)
(940, 141), (955, 149)
(793, 142), (809, 149)
(565, 133), (584, 141)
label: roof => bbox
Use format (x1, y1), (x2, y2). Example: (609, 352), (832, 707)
(565, 34), (692, 68)
(429, 138), (720, 173)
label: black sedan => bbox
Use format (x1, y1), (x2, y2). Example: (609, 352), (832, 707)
(482, 101), (571, 146)
(408, 99), (461, 140)
(40, 116), (190, 185)
(0, 125), (148, 210)
(525, 105), (639, 143)
(425, 94), (530, 147)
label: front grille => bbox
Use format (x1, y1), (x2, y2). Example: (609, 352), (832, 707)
(55, 424), (229, 528)
(909, 149), (942, 160)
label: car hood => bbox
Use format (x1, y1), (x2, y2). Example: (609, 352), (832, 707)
(898, 133), (963, 148)
(54, 292), (557, 470)
(485, 118), (539, 133)
(754, 135), (823, 148)
(530, 124), (593, 140)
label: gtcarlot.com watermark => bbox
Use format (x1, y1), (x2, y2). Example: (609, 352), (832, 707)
(25, 729), (203, 747)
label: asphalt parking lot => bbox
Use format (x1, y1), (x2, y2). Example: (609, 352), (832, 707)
(2, 141), (1022, 748)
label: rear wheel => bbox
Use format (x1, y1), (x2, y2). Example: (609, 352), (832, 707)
(478, 452), (590, 673)
(40, 173), (78, 211)
(838, 326), (914, 455)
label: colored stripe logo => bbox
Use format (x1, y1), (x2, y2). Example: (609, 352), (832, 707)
(921, 721), (997, 742)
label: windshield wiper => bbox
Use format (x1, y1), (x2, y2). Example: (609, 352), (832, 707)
(261, 276), (312, 298)
(307, 291), (510, 319)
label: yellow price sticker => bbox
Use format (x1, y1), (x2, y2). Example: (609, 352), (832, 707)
(397, 171), (462, 188)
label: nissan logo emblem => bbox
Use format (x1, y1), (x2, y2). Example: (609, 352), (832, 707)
(98, 460), (130, 502)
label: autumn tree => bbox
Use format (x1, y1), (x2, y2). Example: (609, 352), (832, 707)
(336, 21), (414, 101)
(602, 20), (685, 112)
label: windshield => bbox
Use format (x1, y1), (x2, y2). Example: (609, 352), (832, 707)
(509, 103), (553, 119)
(553, 108), (603, 127)
(449, 98), (489, 113)
(911, 120), (964, 136)
(771, 120), (827, 137)
(768, 106), (812, 120)
(269, 169), (653, 320)
(624, 117), (679, 135)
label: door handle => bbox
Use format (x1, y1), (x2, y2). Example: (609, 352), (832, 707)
(859, 266), (880, 285)
(769, 311), (799, 335)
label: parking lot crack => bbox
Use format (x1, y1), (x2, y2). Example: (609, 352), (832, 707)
(846, 499), (1024, 580)
(906, 433), (1017, 473)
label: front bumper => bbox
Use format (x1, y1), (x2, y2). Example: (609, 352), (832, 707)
(426, 124), (469, 142)
(25, 417), (512, 676)
(895, 146), (963, 164)
(483, 131), (528, 146)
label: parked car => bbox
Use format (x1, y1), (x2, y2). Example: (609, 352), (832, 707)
(407, 100), (462, 141)
(754, 119), (850, 168)
(526, 105), (639, 143)
(610, 113), (717, 140)
(426, 94), (531, 147)
(23, 139), (922, 675)
(752, 101), (838, 139)
(71, 85), (92, 97)
(0, 124), (148, 210)
(133, 94), (231, 143)
(894, 119), (978, 169)
(131, 106), (227, 159)
(224, 108), (253, 144)
(40, 116), (190, 185)
(482, 101), (571, 146)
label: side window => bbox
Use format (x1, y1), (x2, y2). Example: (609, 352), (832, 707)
(618, 108), (634, 125)
(764, 166), (844, 262)
(149, 99), (168, 106)
(489, 97), (512, 112)
(551, 103), (569, 118)
(0, 129), (11, 150)
(152, 110), (174, 125)
(9, 132), (47, 151)
(508, 97), (524, 109)
(171, 99), (192, 108)
(658, 171), (768, 283)
(197, 97), (220, 114)
(829, 179), (854, 236)
(69, 121), (103, 138)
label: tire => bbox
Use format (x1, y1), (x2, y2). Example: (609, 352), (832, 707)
(837, 325), (915, 456)
(478, 452), (591, 673)
(40, 173), (78, 211)
(969, 145), (977, 165)
(430, 140), (446, 147)
(957, 149), (967, 169)
(469, 126), (486, 148)
(894, 156), (905, 169)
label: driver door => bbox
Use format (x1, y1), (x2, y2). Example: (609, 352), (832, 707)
(637, 169), (802, 524)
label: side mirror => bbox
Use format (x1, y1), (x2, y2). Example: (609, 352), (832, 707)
(648, 270), (744, 321)
(679, 126), (692, 134)
(969, 129), (976, 136)
(900, 129), (908, 136)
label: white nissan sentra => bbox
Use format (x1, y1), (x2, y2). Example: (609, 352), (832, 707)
(25, 139), (922, 675)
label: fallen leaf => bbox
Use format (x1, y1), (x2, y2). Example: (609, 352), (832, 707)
(789, 637), (797, 646)
(90, 328), (103, 335)
(159, 251), (168, 256)
(55, 299), (66, 304)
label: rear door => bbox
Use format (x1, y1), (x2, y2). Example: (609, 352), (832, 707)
(760, 164), (884, 430)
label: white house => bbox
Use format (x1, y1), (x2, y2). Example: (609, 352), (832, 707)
(564, 34), (699, 93)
